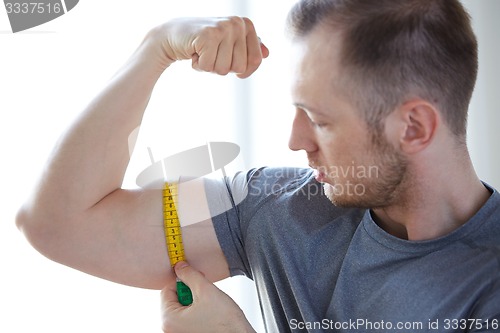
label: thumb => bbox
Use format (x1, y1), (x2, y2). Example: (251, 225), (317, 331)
(174, 261), (207, 293)
(260, 42), (270, 59)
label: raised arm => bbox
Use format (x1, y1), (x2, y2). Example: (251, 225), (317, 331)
(16, 17), (268, 289)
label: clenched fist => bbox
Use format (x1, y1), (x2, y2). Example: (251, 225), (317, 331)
(146, 17), (269, 78)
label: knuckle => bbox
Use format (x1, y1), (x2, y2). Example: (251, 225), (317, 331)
(227, 16), (245, 29)
(242, 16), (255, 30)
(216, 16), (245, 36)
(201, 25), (223, 41)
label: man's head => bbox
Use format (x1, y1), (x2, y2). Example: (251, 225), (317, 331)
(287, 0), (478, 207)
(287, 0), (478, 140)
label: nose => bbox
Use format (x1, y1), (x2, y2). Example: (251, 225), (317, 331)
(288, 108), (318, 153)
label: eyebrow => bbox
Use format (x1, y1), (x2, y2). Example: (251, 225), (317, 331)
(293, 103), (327, 116)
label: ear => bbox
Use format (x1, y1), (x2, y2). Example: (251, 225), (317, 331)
(394, 100), (440, 154)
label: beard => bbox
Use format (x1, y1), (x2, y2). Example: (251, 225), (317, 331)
(323, 134), (408, 209)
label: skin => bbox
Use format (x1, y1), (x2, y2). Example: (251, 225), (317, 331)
(16, 16), (491, 332)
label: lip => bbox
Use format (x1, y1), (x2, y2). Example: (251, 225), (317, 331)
(310, 166), (326, 183)
(316, 170), (327, 183)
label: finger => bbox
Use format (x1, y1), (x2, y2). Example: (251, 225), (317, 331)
(191, 53), (200, 70)
(215, 16), (247, 75)
(237, 19), (264, 79)
(161, 285), (184, 313)
(213, 37), (235, 75)
(160, 285), (186, 333)
(230, 38), (248, 75)
(192, 36), (219, 72)
(260, 41), (270, 59)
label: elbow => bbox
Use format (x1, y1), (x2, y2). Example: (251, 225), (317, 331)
(15, 204), (30, 233)
(15, 203), (65, 261)
(16, 204), (45, 250)
(15, 204), (32, 237)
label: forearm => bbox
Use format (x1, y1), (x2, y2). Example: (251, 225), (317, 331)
(19, 34), (169, 225)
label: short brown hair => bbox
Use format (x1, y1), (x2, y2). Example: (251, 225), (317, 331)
(287, 0), (478, 140)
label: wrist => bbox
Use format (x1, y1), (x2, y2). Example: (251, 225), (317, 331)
(119, 28), (175, 82)
(141, 26), (177, 72)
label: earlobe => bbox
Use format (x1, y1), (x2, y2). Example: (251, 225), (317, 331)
(399, 101), (439, 154)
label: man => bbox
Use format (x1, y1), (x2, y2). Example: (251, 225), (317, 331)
(17, 0), (500, 332)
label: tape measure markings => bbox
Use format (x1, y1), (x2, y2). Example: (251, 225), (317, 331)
(163, 182), (193, 306)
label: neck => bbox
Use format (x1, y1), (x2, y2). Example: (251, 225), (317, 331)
(371, 150), (491, 241)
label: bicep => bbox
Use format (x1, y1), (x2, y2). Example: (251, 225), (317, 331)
(38, 185), (228, 290)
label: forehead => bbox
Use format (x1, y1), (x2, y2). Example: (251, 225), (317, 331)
(290, 26), (346, 105)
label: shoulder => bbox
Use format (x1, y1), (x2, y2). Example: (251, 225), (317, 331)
(466, 184), (500, 271)
(473, 184), (500, 244)
(245, 167), (315, 194)
(203, 167), (314, 217)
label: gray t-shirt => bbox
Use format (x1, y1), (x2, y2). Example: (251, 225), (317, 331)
(206, 167), (500, 332)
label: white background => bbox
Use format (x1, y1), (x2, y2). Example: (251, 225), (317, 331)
(0, 1), (498, 332)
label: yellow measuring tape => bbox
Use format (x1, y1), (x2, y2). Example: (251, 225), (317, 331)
(163, 182), (193, 306)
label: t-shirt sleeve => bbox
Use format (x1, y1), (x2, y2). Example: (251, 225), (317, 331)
(203, 169), (254, 278)
(204, 167), (312, 279)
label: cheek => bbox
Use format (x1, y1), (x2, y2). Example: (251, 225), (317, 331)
(318, 134), (363, 167)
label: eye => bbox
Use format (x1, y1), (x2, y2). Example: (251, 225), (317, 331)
(299, 106), (330, 129)
(308, 116), (328, 129)
(311, 121), (327, 129)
